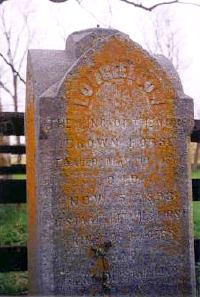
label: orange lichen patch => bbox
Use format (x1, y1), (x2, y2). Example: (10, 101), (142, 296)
(63, 73), (100, 239)
(69, 208), (94, 222)
(163, 220), (183, 242)
(142, 122), (183, 252)
(62, 35), (185, 251)
(158, 194), (181, 214)
(26, 98), (37, 234)
(26, 92), (38, 284)
(154, 219), (187, 256)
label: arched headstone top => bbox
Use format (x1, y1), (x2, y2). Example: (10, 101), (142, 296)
(154, 54), (185, 97)
(61, 31), (194, 136)
(63, 31), (187, 120)
(65, 28), (122, 61)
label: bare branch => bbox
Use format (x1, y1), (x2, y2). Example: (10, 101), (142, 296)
(13, 14), (33, 72)
(48, 0), (200, 9)
(0, 52), (26, 84)
(107, 0), (113, 28)
(2, 8), (13, 65)
(18, 47), (28, 73)
(118, 0), (200, 11)
(13, 22), (27, 60)
(0, 80), (13, 97)
(178, 1), (200, 7)
(76, 1), (108, 27)
(154, 19), (164, 54)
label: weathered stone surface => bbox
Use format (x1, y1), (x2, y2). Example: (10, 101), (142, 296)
(26, 28), (196, 296)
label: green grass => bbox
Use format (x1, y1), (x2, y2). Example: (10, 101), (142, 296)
(0, 204), (28, 295)
(194, 202), (200, 239)
(192, 168), (200, 179)
(0, 204), (27, 246)
(0, 272), (28, 295)
(12, 174), (26, 180)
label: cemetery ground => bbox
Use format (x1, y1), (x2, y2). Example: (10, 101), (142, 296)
(0, 173), (200, 295)
(192, 168), (200, 238)
(0, 173), (28, 295)
(0, 204), (28, 295)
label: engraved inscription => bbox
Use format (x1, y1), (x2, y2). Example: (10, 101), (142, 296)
(80, 83), (93, 97)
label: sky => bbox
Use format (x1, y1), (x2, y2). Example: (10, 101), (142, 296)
(1, 0), (200, 117)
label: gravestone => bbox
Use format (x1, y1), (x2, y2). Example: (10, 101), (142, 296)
(26, 28), (196, 296)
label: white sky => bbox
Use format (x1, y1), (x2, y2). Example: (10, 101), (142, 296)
(1, 0), (200, 117)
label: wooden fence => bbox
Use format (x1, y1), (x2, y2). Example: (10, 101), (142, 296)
(0, 112), (200, 272)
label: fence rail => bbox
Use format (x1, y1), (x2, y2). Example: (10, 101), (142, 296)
(0, 112), (24, 136)
(0, 246), (27, 272)
(0, 179), (26, 203)
(0, 145), (26, 154)
(0, 164), (26, 174)
(193, 179), (200, 201)
(191, 119), (200, 142)
(0, 112), (199, 276)
(0, 113), (199, 141)
(0, 240), (199, 273)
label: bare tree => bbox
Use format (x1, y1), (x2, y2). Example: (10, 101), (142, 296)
(1, 0), (200, 10)
(0, 6), (31, 113)
(0, 3), (35, 108)
(48, 0), (200, 10)
(116, 0), (200, 11)
(193, 111), (200, 170)
(0, 68), (10, 167)
(143, 9), (184, 72)
(142, 7), (198, 171)
(0, 3), (34, 162)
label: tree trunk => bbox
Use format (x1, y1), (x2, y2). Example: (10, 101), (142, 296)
(13, 74), (21, 163)
(0, 95), (10, 169)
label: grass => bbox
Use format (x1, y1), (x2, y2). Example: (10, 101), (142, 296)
(0, 168), (28, 294)
(0, 204), (28, 295)
(192, 168), (200, 179)
(0, 204), (27, 246)
(12, 174), (26, 180)
(0, 272), (28, 295)
(194, 202), (200, 239)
